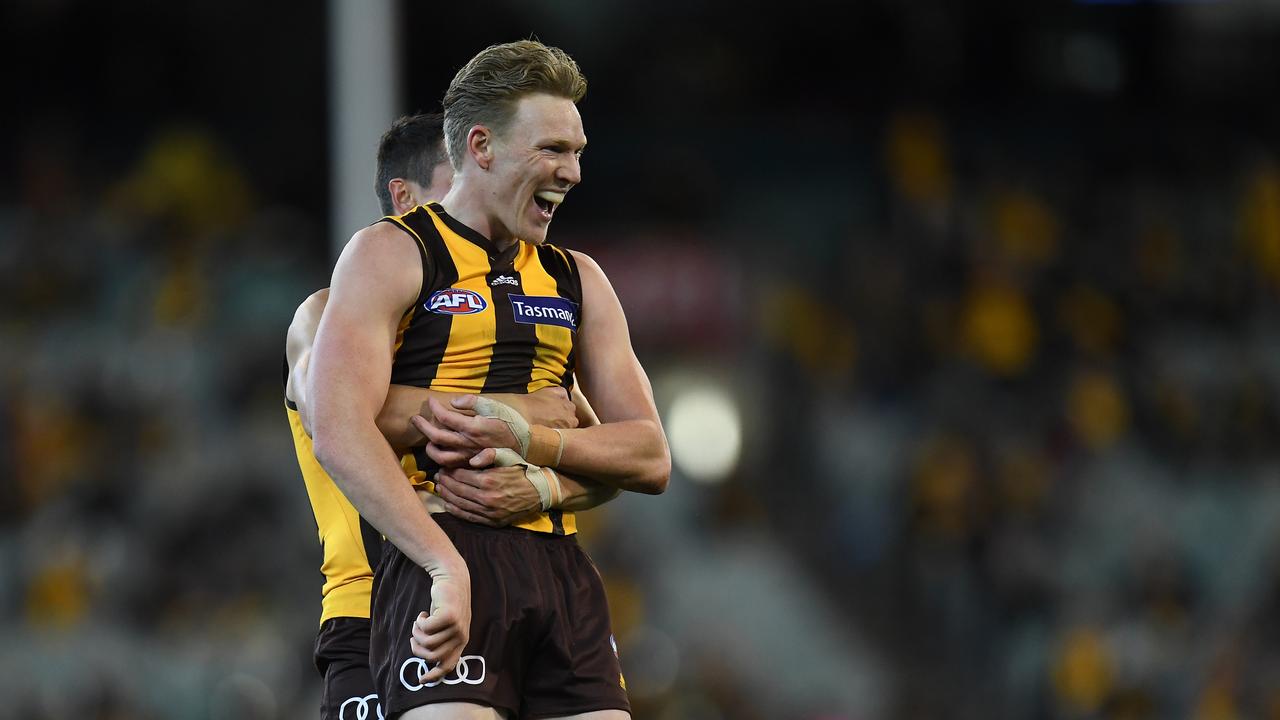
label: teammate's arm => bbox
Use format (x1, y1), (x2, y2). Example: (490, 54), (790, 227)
(416, 251), (671, 494)
(307, 222), (469, 683)
(432, 386), (619, 526)
(377, 385), (578, 450)
(284, 289), (329, 436)
(431, 466), (619, 527)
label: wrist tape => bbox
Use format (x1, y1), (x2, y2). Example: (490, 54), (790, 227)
(472, 396), (565, 467)
(492, 448), (563, 511)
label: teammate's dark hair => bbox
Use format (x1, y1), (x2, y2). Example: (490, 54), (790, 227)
(375, 113), (447, 216)
(443, 40), (586, 169)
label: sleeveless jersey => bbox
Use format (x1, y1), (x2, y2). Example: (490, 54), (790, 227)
(384, 202), (583, 536)
(286, 397), (382, 624)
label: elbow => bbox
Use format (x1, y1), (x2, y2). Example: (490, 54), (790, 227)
(637, 447), (671, 495)
(310, 423), (342, 472)
(641, 473), (670, 495)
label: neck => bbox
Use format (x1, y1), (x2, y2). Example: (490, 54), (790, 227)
(440, 180), (519, 252)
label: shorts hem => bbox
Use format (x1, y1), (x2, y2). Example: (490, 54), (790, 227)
(524, 701), (631, 719)
(385, 695), (517, 717)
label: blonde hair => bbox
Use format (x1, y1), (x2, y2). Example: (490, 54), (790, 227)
(442, 40), (587, 168)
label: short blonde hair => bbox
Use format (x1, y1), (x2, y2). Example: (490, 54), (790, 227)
(442, 40), (587, 168)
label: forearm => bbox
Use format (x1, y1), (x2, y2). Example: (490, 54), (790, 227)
(554, 419), (670, 494)
(376, 385), (448, 449)
(553, 469), (621, 511)
(313, 420), (465, 576)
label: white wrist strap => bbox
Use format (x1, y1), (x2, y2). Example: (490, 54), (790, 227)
(492, 448), (563, 511)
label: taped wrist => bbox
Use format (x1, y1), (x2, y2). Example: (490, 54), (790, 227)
(492, 448), (563, 511)
(472, 396), (564, 467)
(526, 425), (564, 468)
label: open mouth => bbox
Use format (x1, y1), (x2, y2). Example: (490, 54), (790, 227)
(534, 190), (564, 220)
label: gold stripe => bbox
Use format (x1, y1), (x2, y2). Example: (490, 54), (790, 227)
(516, 515), (554, 533)
(520, 245), (573, 392)
(549, 244), (571, 268)
(399, 452), (434, 492)
(423, 211), (494, 393)
(287, 406), (375, 622)
(392, 306), (414, 355)
(385, 214), (429, 356)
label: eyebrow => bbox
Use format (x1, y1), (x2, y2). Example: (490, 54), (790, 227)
(542, 138), (587, 151)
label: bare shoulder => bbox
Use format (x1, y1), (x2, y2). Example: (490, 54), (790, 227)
(566, 249), (631, 339)
(329, 221), (423, 306)
(566, 248), (605, 277)
(293, 288), (330, 329)
(565, 249), (616, 298)
(340, 220), (421, 265)
(285, 288), (329, 365)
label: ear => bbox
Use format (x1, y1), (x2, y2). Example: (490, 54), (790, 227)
(467, 125), (494, 170)
(387, 178), (415, 215)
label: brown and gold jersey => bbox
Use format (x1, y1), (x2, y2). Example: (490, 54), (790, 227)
(286, 399), (381, 624)
(385, 202), (582, 535)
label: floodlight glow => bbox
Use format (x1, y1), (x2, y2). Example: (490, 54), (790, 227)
(666, 385), (742, 484)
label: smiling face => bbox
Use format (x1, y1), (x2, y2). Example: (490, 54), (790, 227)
(484, 93), (586, 246)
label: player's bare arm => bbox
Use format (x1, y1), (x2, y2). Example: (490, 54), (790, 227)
(307, 221), (470, 683)
(432, 387), (618, 527)
(415, 250), (671, 495)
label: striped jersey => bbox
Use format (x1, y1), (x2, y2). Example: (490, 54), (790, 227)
(384, 202), (583, 536)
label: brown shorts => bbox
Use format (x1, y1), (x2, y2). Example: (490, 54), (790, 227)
(314, 617), (383, 720)
(370, 514), (630, 719)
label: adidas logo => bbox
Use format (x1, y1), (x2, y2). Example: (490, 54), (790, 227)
(491, 275), (518, 287)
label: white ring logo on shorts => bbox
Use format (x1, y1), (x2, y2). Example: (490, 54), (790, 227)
(399, 655), (487, 691)
(338, 694), (384, 720)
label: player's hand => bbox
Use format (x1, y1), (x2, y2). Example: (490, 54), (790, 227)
(410, 569), (471, 684)
(413, 396), (521, 467)
(488, 387), (579, 430)
(435, 465), (542, 527)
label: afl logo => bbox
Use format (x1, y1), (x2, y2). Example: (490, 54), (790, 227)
(428, 289), (487, 315)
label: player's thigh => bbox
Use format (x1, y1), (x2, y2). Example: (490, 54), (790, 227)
(397, 701), (509, 720)
(535, 707), (629, 712)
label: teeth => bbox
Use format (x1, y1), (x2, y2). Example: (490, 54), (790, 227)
(535, 190), (564, 206)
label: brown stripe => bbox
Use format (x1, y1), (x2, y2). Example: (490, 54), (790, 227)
(481, 247), (537, 393)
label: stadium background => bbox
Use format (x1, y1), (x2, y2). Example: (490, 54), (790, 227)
(4, 0), (1280, 718)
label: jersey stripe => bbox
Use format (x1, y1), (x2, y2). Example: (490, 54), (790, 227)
(388, 207), (457, 387)
(527, 244), (577, 393)
(425, 213), (495, 393)
(482, 249), (538, 393)
(532, 243), (581, 536)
